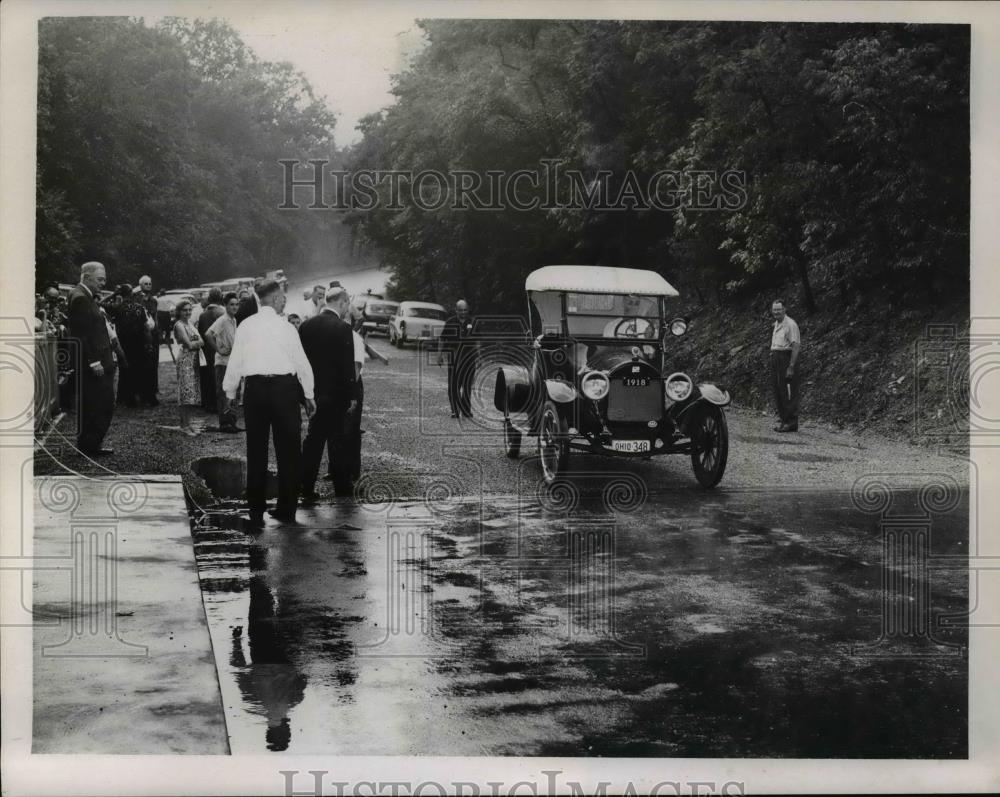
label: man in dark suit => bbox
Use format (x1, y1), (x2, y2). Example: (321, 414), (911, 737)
(298, 287), (357, 499)
(437, 299), (478, 418)
(197, 287), (225, 410)
(235, 278), (263, 326)
(66, 261), (116, 455)
(137, 274), (160, 405)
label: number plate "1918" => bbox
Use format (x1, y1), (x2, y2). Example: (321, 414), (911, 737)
(622, 377), (650, 387)
(611, 440), (651, 453)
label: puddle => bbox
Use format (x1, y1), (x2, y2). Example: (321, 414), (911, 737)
(191, 456), (278, 500)
(186, 487), (968, 757)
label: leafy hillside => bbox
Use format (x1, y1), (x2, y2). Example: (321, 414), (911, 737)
(670, 291), (969, 447)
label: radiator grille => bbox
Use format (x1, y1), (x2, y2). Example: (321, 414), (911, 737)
(607, 379), (661, 421)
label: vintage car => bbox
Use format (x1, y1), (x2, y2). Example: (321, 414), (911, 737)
(388, 301), (447, 347)
(494, 266), (731, 487)
(360, 298), (400, 336)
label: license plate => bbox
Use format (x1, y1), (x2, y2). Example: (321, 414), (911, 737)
(622, 377), (650, 387)
(611, 439), (650, 453)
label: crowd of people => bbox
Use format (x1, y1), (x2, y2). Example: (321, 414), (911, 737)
(56, 263), (445, 526)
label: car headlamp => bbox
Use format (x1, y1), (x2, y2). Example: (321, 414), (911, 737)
(581, 370), (610, 401)
(664, 372), (693, 403)
(670, 318), (688, 337)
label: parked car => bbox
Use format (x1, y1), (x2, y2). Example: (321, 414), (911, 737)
(493, 265), (731, 487)
(360, 298), (399, 336)
(202, 280), (242, 296)
(156, 290), (195, 341)
(388, 301), (447, 347)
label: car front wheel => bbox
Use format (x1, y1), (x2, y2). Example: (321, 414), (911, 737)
(503, 399), (521, 458)
(537, 399), (569, 484)
(690, 406), (729, 488)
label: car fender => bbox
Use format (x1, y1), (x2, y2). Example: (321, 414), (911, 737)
(494, 366), (532, 414)
(671, 384), (731, 433)
(696, 382), (731, 407)
(545, 378), (577, 404)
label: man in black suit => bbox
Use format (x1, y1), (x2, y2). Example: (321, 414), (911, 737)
(137, 274), (160, 405)
(66, 261), (116, 455)
(235, 278), (263, 325)
(437, 299), (478, 418)
(298, 287), (357, 499)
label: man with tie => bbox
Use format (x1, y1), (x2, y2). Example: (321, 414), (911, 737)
(297, 287), (358, 500)
(438, 299), (478, 418)
(65, 261), (116, 455)
(223, 279), (316, 525)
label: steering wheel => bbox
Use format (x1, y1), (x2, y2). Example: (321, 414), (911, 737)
(613, 317), (651, 338)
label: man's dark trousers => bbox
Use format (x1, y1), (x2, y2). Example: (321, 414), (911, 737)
(770, 350), (800, 426)
(214, 365), (236, 429)
(200, 349), (216, 410)
(447, 352), (475, 417)
(347, 377), (364, 481)
(78, 365), (116, 452)
(302, 398), (351, 494)
(243, 374), (301, 516)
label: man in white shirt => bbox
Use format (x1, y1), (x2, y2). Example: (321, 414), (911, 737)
(224, 279), (316, 525)
(303, 285), (326, 319)
(769, 299), (802, 432)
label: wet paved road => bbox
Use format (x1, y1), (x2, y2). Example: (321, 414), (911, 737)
(191, 484), (967, 757)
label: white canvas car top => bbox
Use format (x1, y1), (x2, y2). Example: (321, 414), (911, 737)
(525, 265), (679, 297)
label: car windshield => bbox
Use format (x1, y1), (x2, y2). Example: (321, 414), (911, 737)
(367, 303), (397, 314)
(407, 307), (445, 320)
(531, 291), (662, 338)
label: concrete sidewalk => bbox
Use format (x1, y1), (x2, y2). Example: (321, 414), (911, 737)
(33, 475), (229, 754)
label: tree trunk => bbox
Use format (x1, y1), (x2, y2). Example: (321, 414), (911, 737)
(794, 252), (817, 314)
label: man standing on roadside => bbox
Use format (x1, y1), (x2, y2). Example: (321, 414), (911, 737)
(224, 280), (315, 525)
(66, 261), (116, 455)
(205, 292), (240, 432)
(298, 287), (357, 500)
(769, 299), (801, 432)
(137, 274), (160, 405)
(438, 299), (478, 418)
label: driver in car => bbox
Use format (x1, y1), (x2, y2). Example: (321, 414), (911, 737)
(603, 294), (654, 338)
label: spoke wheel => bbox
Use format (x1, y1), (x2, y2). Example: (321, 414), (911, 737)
(690, 406), (729, 488)
(537, 399), (569, 484)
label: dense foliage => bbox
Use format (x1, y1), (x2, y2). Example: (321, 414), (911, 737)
(36, 16), (338, 288)
(345, 20), (969, 314)
(37, 17), (968, 321)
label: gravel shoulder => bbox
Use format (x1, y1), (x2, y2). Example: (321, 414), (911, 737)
(35, 346), (969, 503)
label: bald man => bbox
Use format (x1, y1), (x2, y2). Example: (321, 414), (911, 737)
(438, 299), (478, 418)
(66, 262), (116, 455)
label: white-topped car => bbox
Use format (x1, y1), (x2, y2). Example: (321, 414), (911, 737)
(494, 265), (732, 487)
(388, 301), (447, 347)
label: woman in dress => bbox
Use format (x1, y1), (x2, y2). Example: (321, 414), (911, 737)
(172, 300), (203, 435)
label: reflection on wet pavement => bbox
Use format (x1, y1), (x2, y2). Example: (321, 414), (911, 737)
(191, 486), (967, 757)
